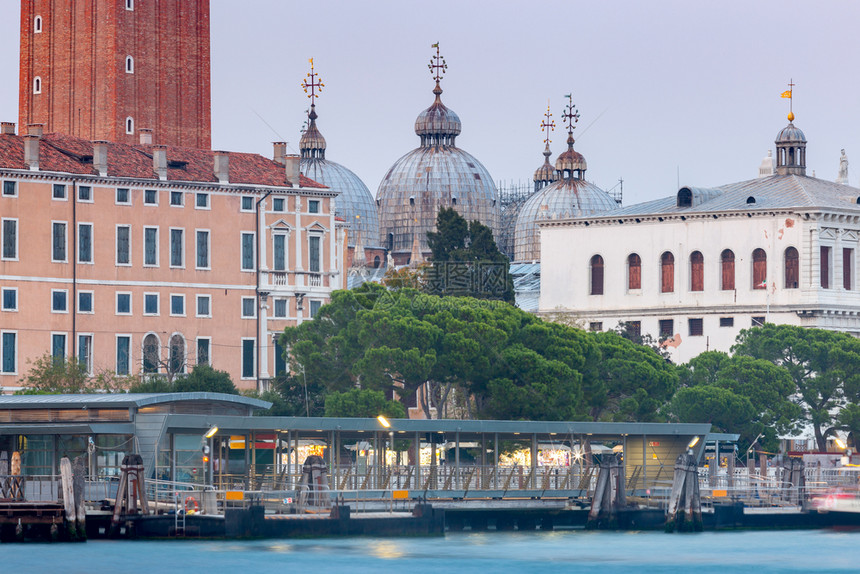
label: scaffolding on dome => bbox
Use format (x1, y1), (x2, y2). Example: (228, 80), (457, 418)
(498, 180), (536, 260)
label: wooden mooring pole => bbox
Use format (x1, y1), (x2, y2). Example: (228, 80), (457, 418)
(664, 452), (702, 532)
(586, 453), (627, 529)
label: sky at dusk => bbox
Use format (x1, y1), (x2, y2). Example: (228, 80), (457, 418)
(0, 0), (858, 207)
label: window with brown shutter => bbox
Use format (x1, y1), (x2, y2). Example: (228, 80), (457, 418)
(627, 253), (641, 290)
(784, 247), (799, 289)
(688, 318), (703, 336)
(661, 252), (674, 293)
(844, 248), (854, 290)
(752, 248), (767, 289)
(590, 254), (604, 295)
(721, 249), (735, 290)
(821, 246), (831, 289)
(659, 319), (674, 338)
(690, 251), (704, 291)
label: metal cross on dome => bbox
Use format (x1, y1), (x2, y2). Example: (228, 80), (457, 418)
(562, 93), (580, 134)
(302, 58), (324, 105)
(540, 100), (556, 144)
(428, 42), (447, 83)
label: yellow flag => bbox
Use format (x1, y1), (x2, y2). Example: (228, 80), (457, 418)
(780, 90), (792, 98)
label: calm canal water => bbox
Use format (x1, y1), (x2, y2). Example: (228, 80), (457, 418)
(4, 530), (858, 573)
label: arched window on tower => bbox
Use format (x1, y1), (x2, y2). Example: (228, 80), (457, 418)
(34, 16), (42, 33)
(660, 251), (674, 293)
(126, 116), (134, 134)
(690, 251), (704, 291)
(126, 56), (134, 73)
(627, 253), (641, 290)
(169, 334), (185, 375)
(784, 247), (799, 289)
(752, 248), (767, 289)
(143, 334), (159, 373)
(33, 76), (42, 94)
(590, 254), (604, 295)
(721, 249), (735, 290)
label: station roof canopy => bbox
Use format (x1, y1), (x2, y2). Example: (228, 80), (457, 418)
(0, 392), (272, 411)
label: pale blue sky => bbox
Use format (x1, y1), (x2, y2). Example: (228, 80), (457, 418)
(1, 0), (858, 206)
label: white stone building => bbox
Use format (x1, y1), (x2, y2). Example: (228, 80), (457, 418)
(539, 116), (860, 363)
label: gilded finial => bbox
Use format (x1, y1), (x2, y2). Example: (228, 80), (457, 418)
(540, 100), (556, 146)
(302, 58), (324, 107)
(780, 78), (795, 122)
(428, 42), (447, 86)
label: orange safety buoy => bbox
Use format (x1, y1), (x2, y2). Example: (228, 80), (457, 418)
(185, 496), (199, 514)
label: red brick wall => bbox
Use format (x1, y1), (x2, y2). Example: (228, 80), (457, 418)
(19, 0), (211, 148)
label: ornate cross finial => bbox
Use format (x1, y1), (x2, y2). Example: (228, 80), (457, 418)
(540, 100), (556, 145)
(562, 93), (580, 135)
(428, 42), (447, 83)
(302, 58), (324, 106)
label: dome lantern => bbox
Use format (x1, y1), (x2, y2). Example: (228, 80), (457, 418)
(775, 80), (806, 176)
(533, 101), (557, 192)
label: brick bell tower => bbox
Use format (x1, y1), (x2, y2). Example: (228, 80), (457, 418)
(18, 0), (211, 148)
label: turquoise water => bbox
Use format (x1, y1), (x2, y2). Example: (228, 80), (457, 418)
(4, 530), (858, 573)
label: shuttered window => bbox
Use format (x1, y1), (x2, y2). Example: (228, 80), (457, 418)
(721, 249), (735, 290)
(627, 253), (641, 290)
(844, 248), (854, 290)
(590, 254), (604, 295)
(820, 246), (831, 289)
(752, 248), (767, 289)
(690, 251), (704, 291)
(660, 252), (674, 293)
(784, 247), (799, 289)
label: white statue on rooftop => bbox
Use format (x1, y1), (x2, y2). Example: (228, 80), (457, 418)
(836, 149), (849, 184)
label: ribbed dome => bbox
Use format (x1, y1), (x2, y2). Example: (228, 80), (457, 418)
(776, 122), (806, 144)
(513, 178), (618, 262)
(299, 105), (327, 159)
(414, 83), (462, 146)
(555, 134), (587, 174)
(533, 144), (556, 188)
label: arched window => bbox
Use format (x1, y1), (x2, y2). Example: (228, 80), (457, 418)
(125, 55), (134, 73)
(784, 247), (799, 289)
(125, 116), (134, 134)
(169, 334), (185, 375)
(752, 248), (767, 289)
(373, 255), (381, 268)
(33, 76), (42, 94)
(143, 334), (159, 373)
(660, 252), (674, 293)
(34, 16), (42, 33)
(690, 251), (704, 291)
(590, 254), (604, 295)
(627, 253), (641, 290)
(721, 249), (735, 290)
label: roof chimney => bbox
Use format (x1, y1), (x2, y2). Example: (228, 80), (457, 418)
(285, 154), (300, 188)
(23, 135), (40, 171)
(139, 128), (153, 145)
(93, 141), (109, 177)
(153, 145), (168, 181)
(0, 122), (15, 135)
(273, 142), (287, 165)
(214, 151), (230, 184)
(27, 123), (44, 137)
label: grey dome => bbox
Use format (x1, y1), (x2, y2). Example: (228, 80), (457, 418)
(776, 122), (806, 144)
(414, 84), (461, 146)
(514, 178), (618, 262)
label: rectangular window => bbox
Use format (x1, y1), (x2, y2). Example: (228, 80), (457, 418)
(273, 197), (285, 212)
(589, 321), (602, 332)
(170, 228), (184, 267)
(628, 321), (641, 339)
(170, 294), (185, 316)
(719, 317), (734, 327)
(144, 293), (159, 315)
(1, 288), (17, 311)
(843, 248), (854, 290)
(116, 225), (131, 265)
(52, 222), (67, 262)
(78, 185), (92, 201)
(821, 246), (831, 289)
(2, 181), (16, 196)
(241, 297), (255, 318)
(170, 191), (183, 206)
(1, 332), (16, 373)
(53, 184), (66, 200)
(242, 339), (255, 379)
(273, 233), (287, 271)
(752, 316), (766, 327)
(116, 188), (130, 204)
(78, 334), (92, 374)
(78, 223), (93, 263)
(275, 341), (287, 376)
(310, 300), (321, 318)
(144, 227), (158, 266)
(274, 299), (287, 318)
(308, 199), (320, 214)
(144, 189), (158, 205)
(116, 336), (131, 375)
(197, 338), (210, 366)
(241, 232), (255, 270)
(52, 289), (68, 313)
(688, 318), (704, 336)
(659, 319), (674, 338)
(77, 291), (93, 313)
(195, 193), (209, 208)
(116, 292), (132, 315)
(241, 196), (254, 211)
(52, 333), (66, 361)
(196, 295), (211, 317)
(308, 235), (321, 272)
(196, 230), (210, 269)
(2, 219), (17, 259)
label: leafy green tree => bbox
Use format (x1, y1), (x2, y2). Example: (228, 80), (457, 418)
(18, 354), (129, 393)
(670, 385), (757, 437)
(613, 321), (671, 361)
(324, 388), (406, 419)
(676, 351), (731, 387)
(732, 324), (860, 450)
(129, 364), (238, 395)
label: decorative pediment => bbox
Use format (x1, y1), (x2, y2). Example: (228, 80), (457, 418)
(307, 222), (329, 233)
(820, 227), (838, 240)
(269, 219), (293, 231)
(842, 229), (859, 242)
